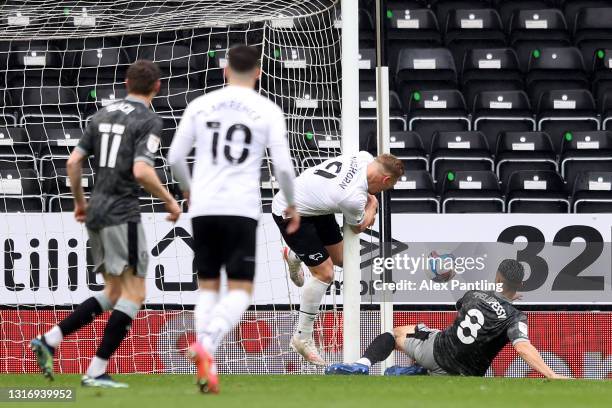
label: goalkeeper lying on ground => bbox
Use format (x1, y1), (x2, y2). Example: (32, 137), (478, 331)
(327, 259), (568, 379)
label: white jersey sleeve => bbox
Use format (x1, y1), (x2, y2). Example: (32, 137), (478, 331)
(267, 107), (295, 206)
(339, 192), (367, 226)
(168, 103), (195, 191)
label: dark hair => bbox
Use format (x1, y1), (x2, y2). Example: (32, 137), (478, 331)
(227, 45), (260, 73)
(498, 259), (525, 290)
(126, 60), (160, 95)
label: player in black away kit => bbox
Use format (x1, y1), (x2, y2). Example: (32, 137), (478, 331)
(327, 259), (568, 379)
(30, 60), (181, 388)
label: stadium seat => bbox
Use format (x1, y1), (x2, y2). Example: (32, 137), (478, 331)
(537, 89), (599, 153)
(430, 130), (493, 182)
(358, 6), (376, 47)
(42, 160), (94, 197)
(152, 87), (204, 117)
(592, 48), (612, 103)
(38, 127), (84, 161)
(443, 9), (506, 68)
(505, 170), (569, 213)
(571, 171), (612, 213)
(460, 48), (523, 108)
(0, 127), (37, 160)
(15, 85), (81, 125)
(74, 37), (131, 107)
(395, 48), (458, 102)
(388, 131), (428, 171)
(406, 89), (470, 149)
(600, 91), (612, 130)
(433, 0), (491, 31)
(573, 7), (612, 70)
(563, 0), (611, 34)
(495, 131), (558, 187)
(387, 8), (442, 75)
(525, 47), (589, 105)
(6, 40), (76, 90)
(560, 130), (612, 191)
(497, 0), (557, 29)
(0, 167), (44, 212)
(439, 170), (504, 213)
(293, 117), (342, 170)
(359, 90), (405, 152)
(472, 90), (536, 151)
(132, 44), (199, 85)
(508, 8), (570, 71)
(260, 157), (299, 207)
(358, 47), (376, 87)
(263, 80), (341, 118)
(82, 83), (128, 118)
(390, 170), (439, 213)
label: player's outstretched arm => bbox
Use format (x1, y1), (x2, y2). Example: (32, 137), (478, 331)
(133, 161), (181, 222)
(513, 341), (569, 379)
(350, 194), (378, 234)
(66, 149), (88, 223)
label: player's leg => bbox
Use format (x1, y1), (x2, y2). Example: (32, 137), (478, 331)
(291, 214), (343, 362)
(326, 328), (399, 375)
(82, 222), (148, 388)
(392, 324), (448, 375)
(273, 214), (334, 365)
(326, 325), (428, 375)
(190, 216), (222, 346)
(31, 228), (117, 380)
(325, 240), (343, 268)
(189, 216), (256, 394)
(187, 216), (222, 394)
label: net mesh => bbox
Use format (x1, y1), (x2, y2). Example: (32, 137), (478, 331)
(0, 0), (343, 374)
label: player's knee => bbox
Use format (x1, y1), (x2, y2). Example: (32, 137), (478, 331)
(310, 259), (334, 283)
(393, 325), (415, 349)
(105, 287), (122, 306)
(120, 276), (146, 305)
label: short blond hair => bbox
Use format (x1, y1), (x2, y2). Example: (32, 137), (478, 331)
(375, 153), (404, 179)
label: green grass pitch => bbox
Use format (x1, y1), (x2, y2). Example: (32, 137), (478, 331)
(1, 374), (611, 408)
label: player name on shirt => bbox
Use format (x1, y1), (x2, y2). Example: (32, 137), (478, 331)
(339, 156), (359, 190)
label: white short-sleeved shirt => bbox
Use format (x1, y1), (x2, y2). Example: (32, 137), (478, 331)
(169, 85), (294, 220)
(272, 152), (373, 225)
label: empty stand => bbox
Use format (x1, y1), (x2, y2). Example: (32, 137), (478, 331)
(440, 170), (504, 213)
(506, 170), (569, 213)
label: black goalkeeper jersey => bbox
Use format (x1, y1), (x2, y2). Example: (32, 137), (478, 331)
(433, 290), (529, 376)
(75, 96), (163, 230)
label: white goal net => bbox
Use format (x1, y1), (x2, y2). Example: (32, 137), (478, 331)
(0, 0), (344, 374)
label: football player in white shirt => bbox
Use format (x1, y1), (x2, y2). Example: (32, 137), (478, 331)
(168, 45), (299, 393)
(272, 152), (404, 364)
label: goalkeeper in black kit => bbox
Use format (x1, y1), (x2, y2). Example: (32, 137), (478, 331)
(327, 259), (569, 379)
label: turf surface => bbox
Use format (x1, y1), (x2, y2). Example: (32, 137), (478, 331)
(0, 374), (610, 408)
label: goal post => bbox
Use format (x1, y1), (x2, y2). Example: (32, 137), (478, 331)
(0, 0), (359, 375)
(340, 0), (361, 364)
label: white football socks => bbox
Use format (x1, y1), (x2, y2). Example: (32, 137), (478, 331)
(86, 356), (108, 378)
(194, 289), (219, 344)
(296, 278), (329, 340)
(356, 357), (372, 367)
(199, 290), (251, 354)
(43, 326), (63, 349)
